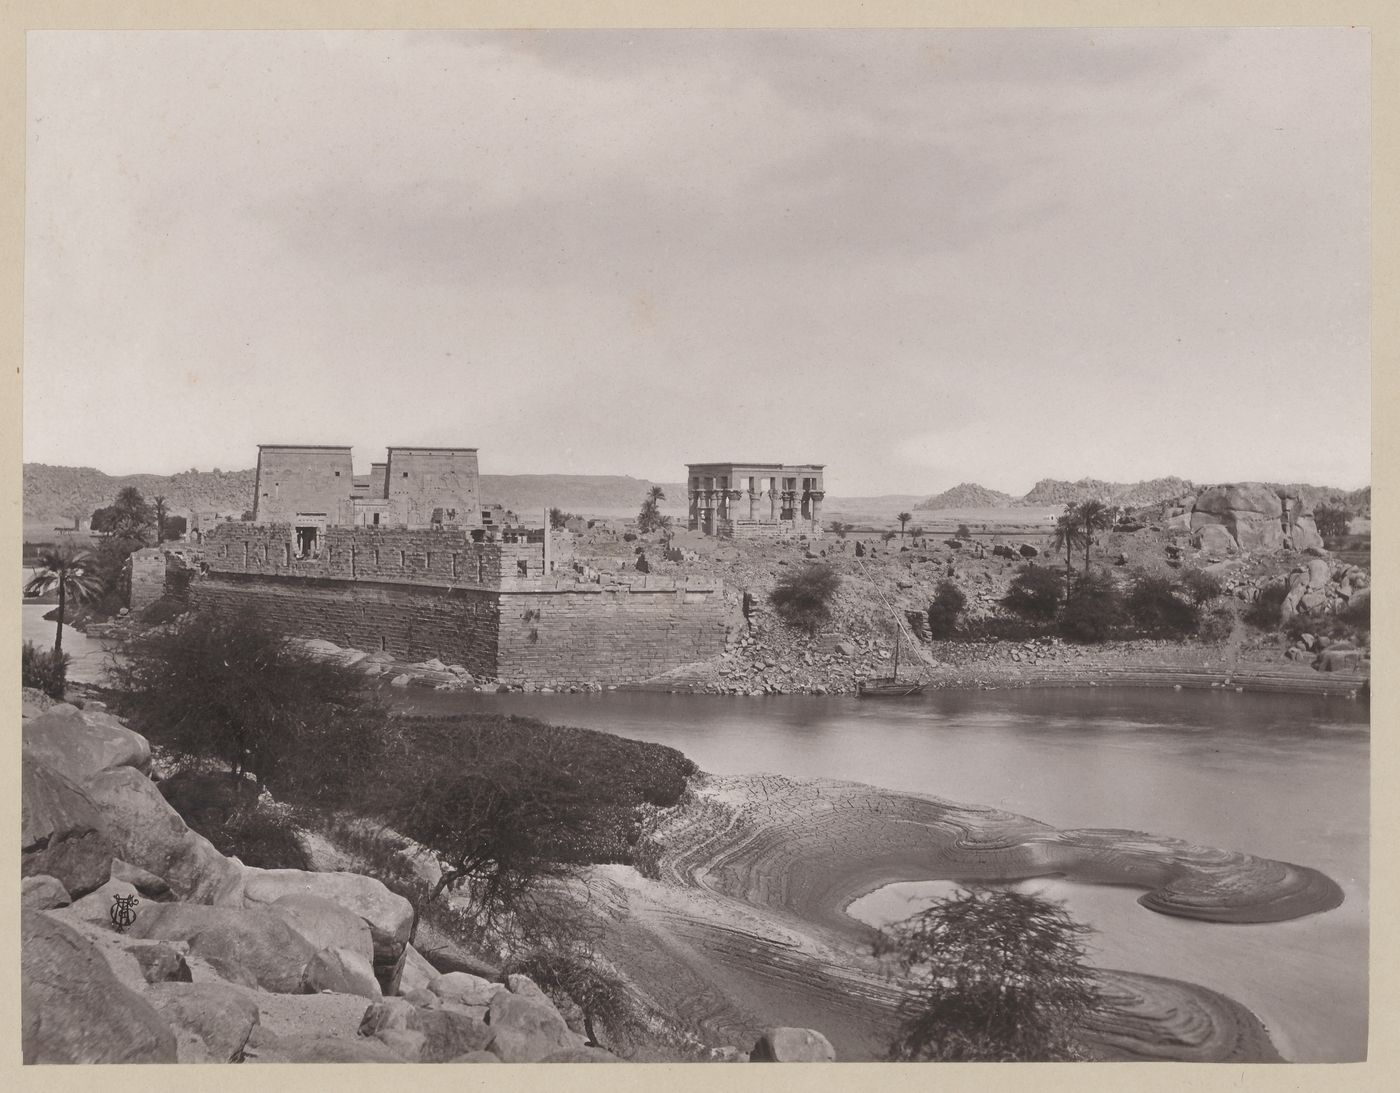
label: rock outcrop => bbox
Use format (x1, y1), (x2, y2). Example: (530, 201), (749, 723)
(1162, 482), (1325, 555)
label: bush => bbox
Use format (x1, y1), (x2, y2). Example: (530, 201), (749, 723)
(1000, 565), (1062, 622)
(1314, 504), (1351, 539)
(22, 642), (69, 700)
(138, 597), (188, 625)
(108, 606), (387, 806)
(1197, 604), (1236, 644)
(506, 947), (646, 1053)
(927, 580), (967, 639)
(768, 562), (841, 634)
(1243, 580), (1288, 630)
(1058, 571), (1123, 643)
(1178, 568), (1223, 605)
(1125, 573), (1199, 639)
(874, 887), (1102, 1061)
(213, 804), (311, 870)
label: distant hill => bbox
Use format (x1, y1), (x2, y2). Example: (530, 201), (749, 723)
(915, 483), (1016, 510)
(24, 464), (258, 526)
(1019, 476), (1196, 508)
(22, 463), (687, 526)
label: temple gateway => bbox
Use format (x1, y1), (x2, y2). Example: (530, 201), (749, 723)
(685, 462), (825, 539)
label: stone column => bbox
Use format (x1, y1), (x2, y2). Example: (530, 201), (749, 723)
(748, 490), (759, 521)
(810, 491), (824, 533)
(769, 487), (779, 521)
(688, 490), (701, 531)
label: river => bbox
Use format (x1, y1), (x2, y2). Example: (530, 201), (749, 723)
(391, 684), (1369, 1062)
(20, 601), (1368, 1060)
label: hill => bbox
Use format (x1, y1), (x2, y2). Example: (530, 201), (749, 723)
(915, 483), (1016, 510)
(22, 463), (687, 526)
(1020, 476), (1196, 508)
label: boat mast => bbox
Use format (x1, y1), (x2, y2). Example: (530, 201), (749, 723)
(893, 624), (900, 679)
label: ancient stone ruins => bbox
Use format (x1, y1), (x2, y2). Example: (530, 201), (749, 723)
(686, 462), (825, 539)
(132, 444), (729, 686)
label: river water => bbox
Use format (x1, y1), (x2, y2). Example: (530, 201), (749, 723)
(392, 684), (1369, 1063)
(21, 600), (1368, 1060)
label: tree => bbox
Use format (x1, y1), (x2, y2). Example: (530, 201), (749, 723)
(1177, 567), (1223, 606)
(874, 887), (1102, 1061)
(108, 486), (155, 543)
(637, 486), (667, 534)
(1073, 500), (1113, 573)
(1058, 570), (1123, 643)
(956, 523), (972, 540)
(107, 607), (387, 805)
(1314, 504), (1351, 540)
(1124, 572), (1199, 639)
(162, 514), (188, 540)
(1051, 510), (1086, 590)
(153, 494), (168, 545)
(897, 512), (912, 538)
(768, 562), (842, 634)
(23, 539), (102, 657)
(549, 507), (571, 530)
(1000, 564), (1062, 622)
(927, 580), (966, 639)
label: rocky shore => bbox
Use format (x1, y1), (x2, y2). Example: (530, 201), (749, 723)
(583, 772), (1337, 1061)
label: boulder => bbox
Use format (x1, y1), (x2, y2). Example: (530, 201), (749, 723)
(406, 1006), (494, 1062)
(1193, 484), (1284, 551)
(127, 942), (193, 985)
(129, 903), (316, 994)
(396, 942), (439, 995)
(373, 1027), (427, 1060)
(21, 755), (120, 898)
(249, 1035), (402, 1063)
(241, 868), (414, 980)
(22, 706), (152, 783)
(82, 766), (245, 904)
(268, 892), (375, 967)
(1193, 524), (1237, 555)
(111, 858), (175, 901)
(485, 991), (577, 1062)
(22, 875), (72, 914)
(21, 910), (178, 1064)
(431, 971), (504, 1008)
(749, 1026), (837, 1062)
(304, 946), (382, 999)
(145, 981), (260, 1063)
(358, 997), (417, 1035)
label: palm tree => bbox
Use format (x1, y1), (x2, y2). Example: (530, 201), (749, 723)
(153, 494), (168, 545)
(1051, 510), (1086, 591)
(24, 539), (102, 657)
(897, 512), (912, 538)
(647, 485), (666, 505)
(1073, 499), (1113, 573)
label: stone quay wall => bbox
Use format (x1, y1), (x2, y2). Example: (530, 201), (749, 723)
(189, 525), (726, 683)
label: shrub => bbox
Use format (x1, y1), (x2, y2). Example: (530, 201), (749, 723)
(1314, 504), (1351, 539)
(1197, 604), (1236, 644)
(1058, 571), (1123, 643)
(927, 580), (967, 639)
(506, 947), (647, 1053)
(1243, 580), (1288, 630)
(213, 804), (312, 870)
(138, 597), (188, 625)
(108, 606), (388, 806)
(22, 642), (69, 700)
(956, 524), (972, 539)
(1000, 565), (1062, 622)
(1125, 573), (1199, 639)
(1178, 568), (1224, 605)
(768, 563), (841, 634)
(874, 887), (1102, 1061)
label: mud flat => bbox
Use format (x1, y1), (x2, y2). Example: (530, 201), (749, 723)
(592, 773), (1335, 1060)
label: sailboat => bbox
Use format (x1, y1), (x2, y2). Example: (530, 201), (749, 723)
(857, 618), (927, 697)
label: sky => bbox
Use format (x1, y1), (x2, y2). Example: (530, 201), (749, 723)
(23, 28), (1371, 497)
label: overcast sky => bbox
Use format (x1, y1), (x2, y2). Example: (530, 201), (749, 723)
(24, 28), (1370, 496)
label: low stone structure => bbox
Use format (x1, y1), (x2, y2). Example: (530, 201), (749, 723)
(195, 523), (727, 685)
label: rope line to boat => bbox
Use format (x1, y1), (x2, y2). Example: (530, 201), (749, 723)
(853, 555), (937, 672)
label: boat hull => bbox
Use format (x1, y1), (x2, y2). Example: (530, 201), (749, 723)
(857, 679), (927, 697)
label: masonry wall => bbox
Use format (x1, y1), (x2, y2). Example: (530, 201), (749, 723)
(496, 580), (729, 684)
(127, 548), (168, 614)
(203, 523), (568, 589)
(254, 447), (354, 524)
(385, 448), (481, 528)
(188, 574), (501, 677)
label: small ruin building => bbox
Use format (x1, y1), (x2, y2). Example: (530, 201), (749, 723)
(686, 461), (825, 538)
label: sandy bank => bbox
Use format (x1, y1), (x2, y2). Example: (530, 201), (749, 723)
(589, 772), (1334, 1060)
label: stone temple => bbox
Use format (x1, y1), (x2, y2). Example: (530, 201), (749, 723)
(686, 462), (825, 539)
